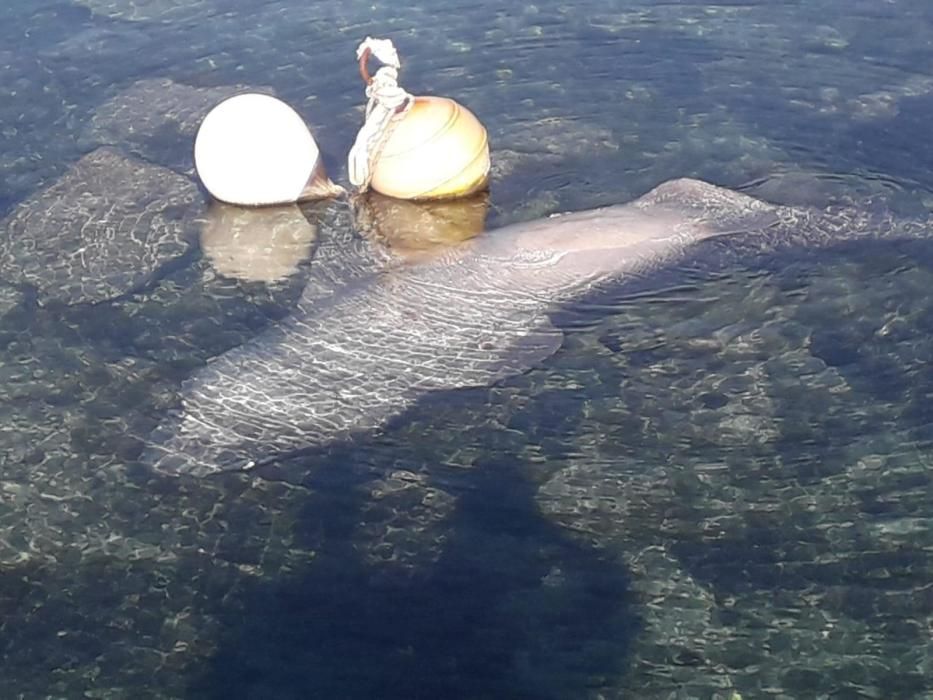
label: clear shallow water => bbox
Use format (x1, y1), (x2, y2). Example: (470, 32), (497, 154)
(1, 1), (932, 698)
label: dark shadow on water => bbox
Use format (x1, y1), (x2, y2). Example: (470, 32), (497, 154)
(189, 445), (636, 700)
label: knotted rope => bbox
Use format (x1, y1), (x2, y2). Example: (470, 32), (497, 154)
(347, 37), (414, 192)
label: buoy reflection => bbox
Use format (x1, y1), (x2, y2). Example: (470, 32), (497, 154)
(352, 190), (490, 262)
(200, 201), (318, 283)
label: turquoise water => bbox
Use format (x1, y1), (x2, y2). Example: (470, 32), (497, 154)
(1, 0), (932, 698)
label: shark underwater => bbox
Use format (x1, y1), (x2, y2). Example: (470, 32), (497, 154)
(143, 177), (929, 477)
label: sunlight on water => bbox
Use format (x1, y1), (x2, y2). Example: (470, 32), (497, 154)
(0, 0), (931, 697)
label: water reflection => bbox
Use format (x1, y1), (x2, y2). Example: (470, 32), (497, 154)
(200, 201), (319, 283)
(351, 190), (489, 262)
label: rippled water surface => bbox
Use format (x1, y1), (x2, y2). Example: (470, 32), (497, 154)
(1, 1), (932, 698)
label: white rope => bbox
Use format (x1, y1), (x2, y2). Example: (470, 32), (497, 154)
(347, 37), (414, 191)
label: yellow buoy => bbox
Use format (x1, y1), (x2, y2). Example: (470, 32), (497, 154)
(350, 39), (490, 201)
(370, 96), (490, 200)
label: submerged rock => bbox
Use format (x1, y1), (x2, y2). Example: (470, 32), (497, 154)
(81, 78), (267, 173)
(0, 147), (201, 306)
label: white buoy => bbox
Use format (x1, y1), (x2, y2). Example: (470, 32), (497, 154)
(194, 93), (343, 206)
